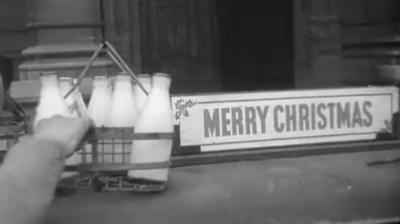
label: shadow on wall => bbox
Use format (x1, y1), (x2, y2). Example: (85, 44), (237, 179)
(0, 55), (13, 91)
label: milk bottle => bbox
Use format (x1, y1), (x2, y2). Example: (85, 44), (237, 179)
(128, 73), (173, 183)
(59, 77), (78, 116)
(107, 73), (137, 127)
(72, 78), (87, 117)
(34, 72), (71, 130)
(134, 74), (152, 115)
(87, 76), (112, 127)
(86, 76), (112, 163)
(106, 73), (136, 163)
(58, 77), (83, 178)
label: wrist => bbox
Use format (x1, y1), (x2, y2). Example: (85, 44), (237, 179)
(2, 135), (66, 183)
(31, 135), (68, 158)
(19, 135), (67, 158)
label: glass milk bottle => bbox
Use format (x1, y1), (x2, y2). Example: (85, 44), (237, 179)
(107, 73), (137, 127)
(72, 78), (87, 117)
(106, 73), (137, 163)
(128, 73), (173, 184)
(59, 77), (78, 116)
(86, 76), (112, 163)
(87, 76), (112, 127)
(58, 77), (84, 178)
(34, 72), (71, 130)
(134, 74), (152, 115)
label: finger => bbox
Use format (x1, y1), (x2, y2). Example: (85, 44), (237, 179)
(76, 116), (93, 132)
(70, 117), (92, 141)
(81, 116), (95, 128)
(36, 115), (68, 129)
(35, 116), (54, 131)
(51, 114), (67, 119)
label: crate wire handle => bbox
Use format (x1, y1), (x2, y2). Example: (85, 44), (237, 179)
(104, 41), (146, 91)
(63, 41), (149, 99)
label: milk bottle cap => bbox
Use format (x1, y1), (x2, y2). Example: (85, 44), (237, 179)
(59, 76), (73, 83)
(152, 73), (171, 88)
(115, 72), (132, 82)
(40, 71), (57, 77)
(93, 75), (109, 80)
(138, 74), (151, 79)
(153, 73), (171, 79)
(40, 71), (57, 80)
(93, 76), (110, 88)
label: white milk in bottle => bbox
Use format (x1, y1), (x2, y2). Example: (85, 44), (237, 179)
(134, 74), (152, 115)
(106, 73), (137, 163)
(57, 77), (80, 177)
(107, 73), (137, 127)
(59, 77), (87, 117)
(72, 78), (87, 117)
(59, 77), (78, 116)
(87, 76), (112, 127)
(86, 76), (112, 163)
(58, 77), (86, 178)
(128, 73), (173, 184)
(34, 72), (71, 130)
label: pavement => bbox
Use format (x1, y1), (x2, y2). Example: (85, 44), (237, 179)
(43, 149), (400, 224)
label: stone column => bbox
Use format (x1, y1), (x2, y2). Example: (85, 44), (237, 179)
(19, 0), (115, 80)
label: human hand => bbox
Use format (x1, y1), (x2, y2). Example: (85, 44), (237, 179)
(34, 115), (93, 157)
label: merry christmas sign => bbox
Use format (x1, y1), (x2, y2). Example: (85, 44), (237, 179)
(172, 87), (399, 152)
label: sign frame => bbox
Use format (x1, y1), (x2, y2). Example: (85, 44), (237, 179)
(172, 86), (399, 153)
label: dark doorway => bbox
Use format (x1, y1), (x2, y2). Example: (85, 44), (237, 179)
(216, 0), (294, 91)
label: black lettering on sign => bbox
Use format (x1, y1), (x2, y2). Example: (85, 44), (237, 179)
(285, 105), (297, 132)
(204, 109), (220, 137)
(299, 104), (310, 131)
(352, 102), (363, 127)
(327, 103), (335, 129)
(245, 107), (257, 134)
(317, 103), (327, 129)
(337, 102), (350, 128)
(311, 103), (316, 130)
(221, 107), (231, 136)
(231, 107), (244, 135)
(256, 106), (269, 134)
(274, 105), (284, 133)
(363, 101), (373, 127)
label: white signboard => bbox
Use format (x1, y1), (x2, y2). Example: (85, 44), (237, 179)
(172, 87), (399, 152)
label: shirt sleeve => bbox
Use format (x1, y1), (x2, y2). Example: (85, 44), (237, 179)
(0, 135), (66, 224)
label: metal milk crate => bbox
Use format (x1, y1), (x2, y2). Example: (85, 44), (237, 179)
(58, 41), (174, 193)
